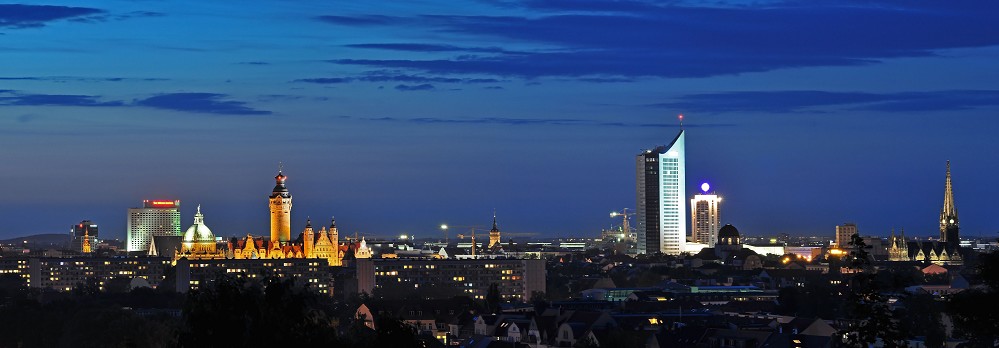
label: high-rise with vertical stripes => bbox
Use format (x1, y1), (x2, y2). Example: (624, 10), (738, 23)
(636, 130), (686, 255)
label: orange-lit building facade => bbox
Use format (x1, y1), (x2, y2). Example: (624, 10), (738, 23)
(172, 171), (345, 267)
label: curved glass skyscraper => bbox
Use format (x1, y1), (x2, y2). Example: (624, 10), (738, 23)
(636, 130), (686, 255)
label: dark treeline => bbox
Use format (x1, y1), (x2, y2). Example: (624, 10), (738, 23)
(0, 275), (425, 348)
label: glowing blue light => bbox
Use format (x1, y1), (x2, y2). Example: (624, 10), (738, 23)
(701, 182), (710, 193)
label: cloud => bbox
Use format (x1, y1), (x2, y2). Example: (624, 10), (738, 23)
(319, 1), (999, 79)
(296, 77), (353, 84)
(0, 91), (123, 107)
(315, 15), (399, 26)
(0, 90), (273, 115)
(295, 73), (501, 84)
(0, 4), (105, 28)
(135, 93), (272, 115)
(344, 43), (523, 54)
(357, 115), (732, 128)
(0, 76), (168, 83)
(653, 90), (999, 113)
(395, 84), (435, 91)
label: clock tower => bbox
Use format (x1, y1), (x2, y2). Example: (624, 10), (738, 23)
(939, 161), (959, 243)
(270, 170), (293, 243)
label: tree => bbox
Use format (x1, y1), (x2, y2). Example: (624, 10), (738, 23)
(947, 251), (999, 346)
(486, 282), (502, 314)
(179, 276), (342, 347)
(837, 233), (907, 348)
(371, 315), (421, 348)
(898, 293), (945, 348)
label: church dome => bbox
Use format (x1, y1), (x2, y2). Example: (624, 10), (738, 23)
(183, 205), (215, 243)
(718, 224), (740, 239)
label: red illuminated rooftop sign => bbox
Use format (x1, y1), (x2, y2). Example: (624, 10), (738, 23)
(143, 200), (179, 208)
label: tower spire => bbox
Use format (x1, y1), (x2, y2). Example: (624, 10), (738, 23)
(942, 160), (956, 217)
(492, 209), (498, 231)
(940, 161), (959, 242)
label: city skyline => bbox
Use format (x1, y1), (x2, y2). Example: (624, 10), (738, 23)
(2, 1), (998, 240)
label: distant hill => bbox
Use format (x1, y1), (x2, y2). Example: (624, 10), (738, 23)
(0, 233), (68, 247)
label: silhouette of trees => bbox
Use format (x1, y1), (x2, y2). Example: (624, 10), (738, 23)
(486, 282), (501, 314)
(837, 233), (906, 348)
(947, 251), (999, 346)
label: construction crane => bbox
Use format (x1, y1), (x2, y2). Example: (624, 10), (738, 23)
(609, 208), (635, 234)
(441, 224), (484, 257)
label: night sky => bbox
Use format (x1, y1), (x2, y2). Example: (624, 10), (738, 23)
(2, 1), (998, 241)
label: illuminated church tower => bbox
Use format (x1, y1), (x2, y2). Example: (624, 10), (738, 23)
(82, 230), (92, 254)
(303, 219), (314, 258)
(939, 161), (959, 243)
(489, 211), (501, 248)
(328, 217), (342, 266)
(270, 170), (293, 243)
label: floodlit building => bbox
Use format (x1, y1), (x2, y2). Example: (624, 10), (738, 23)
(127, 200), (181, 252)
(834, 223), (857, 248)
(636, 130), (686, 255)
(691, 182), (721, 247)
(176, 205), (225, 260)
(889, 162), (964, 265)
(270, 170), (293, 243)
(167, 171), (345, 266)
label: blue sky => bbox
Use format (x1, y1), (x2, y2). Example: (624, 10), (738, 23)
(2, 0), (998, 241)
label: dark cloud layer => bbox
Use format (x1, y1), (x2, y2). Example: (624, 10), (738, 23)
(345, 43), (522, 54)
(0, 91), (123, 107)
(296, 73), (501, 84)
(320, 1), (999, 79)
(0, 4), (105, 28)
(395, 84), (435, 91)
(0, 90), (270, 115)
(0, 76), (168, 82)
(316, 15), (397, 26)
(358, 115), (730, 128)
(135, 93), (272, 115)
(655, 90), (999, 113)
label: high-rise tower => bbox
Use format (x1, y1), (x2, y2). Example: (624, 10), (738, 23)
(636, 130), (686, 255)
(127, 200), (181, 252)
(939, 161), (959, 242)
(269, 170), (293, 243)
(690, 182), (721, 246)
